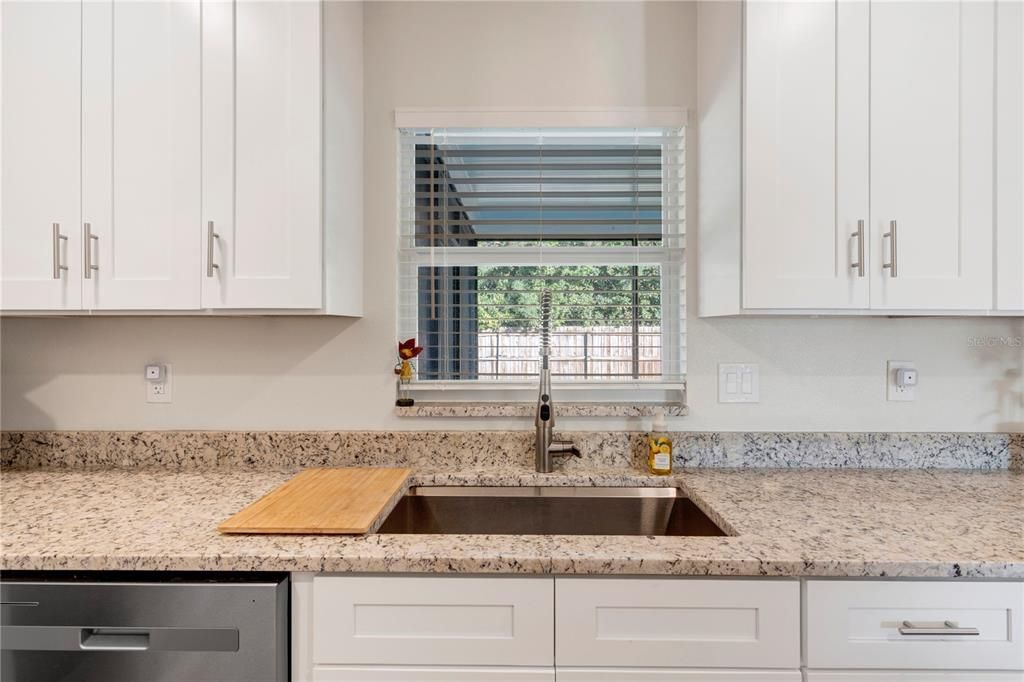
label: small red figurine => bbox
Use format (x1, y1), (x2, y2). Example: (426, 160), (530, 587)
(395, 338), (423, 406)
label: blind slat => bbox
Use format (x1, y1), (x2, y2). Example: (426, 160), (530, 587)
(413, 191), (665, 199)
(412, 204), (660, 212)
(407, 218), (663, 226)
(404, 146), (663, 154)
(413, 176), (664, 185)
(413, 160), (663, 168)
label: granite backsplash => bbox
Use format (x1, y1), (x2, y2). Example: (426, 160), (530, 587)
(2, 430), (1020, 470)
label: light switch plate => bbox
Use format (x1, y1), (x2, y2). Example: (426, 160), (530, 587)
(719, 363), (759, 403)
(146, 363), (172, 404)
(886, 360), (916, 402)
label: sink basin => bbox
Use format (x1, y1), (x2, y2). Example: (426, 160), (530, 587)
(376, 487), (726, 536)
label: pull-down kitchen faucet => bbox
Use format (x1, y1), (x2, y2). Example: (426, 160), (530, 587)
(535, 290), (581, 473)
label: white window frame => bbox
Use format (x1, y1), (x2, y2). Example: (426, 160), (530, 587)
(394, 109), (689, 406)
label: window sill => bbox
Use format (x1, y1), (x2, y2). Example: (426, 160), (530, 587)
(394, 401), (688, 418)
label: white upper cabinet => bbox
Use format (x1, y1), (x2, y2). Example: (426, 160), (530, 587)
(700, 0), (1015, 316)
(996, 0), (1024, 312)
(742, 1), (869, 309)
(2, 0), (362, 315)
(201, 0), (323, 310)
(869, 0), (995, 310)
(1, 1), (83, 311)
(82, 0), (202, 310)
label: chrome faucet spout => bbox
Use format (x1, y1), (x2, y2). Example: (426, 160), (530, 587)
(535, 290), (579, 472)
(535, 290), (554, 472)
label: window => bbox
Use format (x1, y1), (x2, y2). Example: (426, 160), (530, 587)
(398, 126), (685, 396)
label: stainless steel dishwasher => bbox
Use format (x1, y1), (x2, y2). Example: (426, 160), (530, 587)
(0, 571), (288, 682)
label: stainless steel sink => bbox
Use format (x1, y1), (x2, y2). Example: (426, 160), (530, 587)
(376, 487), (726, 536)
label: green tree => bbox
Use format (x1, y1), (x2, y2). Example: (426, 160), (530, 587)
(476, 264), (660, 331)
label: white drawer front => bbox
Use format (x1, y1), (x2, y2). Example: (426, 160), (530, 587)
(805, 673), (1024, 681)
(312, 576), (554, 666)
(557, 669), (802, 681)
(312, 666), (555, 681)
(555, 578), (800, 668)
(806, 580), (1024, 671)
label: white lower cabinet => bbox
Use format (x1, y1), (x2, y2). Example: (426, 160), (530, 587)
(293, 575), (800, 681)
(311, 667), (554, 681)
(557, 670), (801, 681)
(805, 674), (1024, 681)
(293, 574), (554, 681)
(806, 580), (1024, 673)
(555, 578), (800, 670)
(294, 575), (1024, 682)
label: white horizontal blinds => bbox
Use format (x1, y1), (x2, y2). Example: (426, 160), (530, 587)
(398, 127), (685, 384)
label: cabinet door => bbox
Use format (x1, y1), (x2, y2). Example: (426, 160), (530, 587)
(557, 670), (801, 681)
(870, 0), (996, 310)
(81, 0), (201, 310)
(806, 674), (1024, 681)
(996, 0), (1024, 312)
(1, 1), (82, 310)
(742, 1), (869, 309)
(202, 0), (322, 310)
(555, 578), (800, 669)
(805, 580), (1024, 671)
(312, 667), (554, 681)
(310, 576), (553, 667)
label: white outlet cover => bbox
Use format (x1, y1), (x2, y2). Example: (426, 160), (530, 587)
(146, 363), (172, 404)
(886, 360), (916, 402)
(718, 363), (759, 403)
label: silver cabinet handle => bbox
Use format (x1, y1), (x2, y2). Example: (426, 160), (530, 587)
(850, 219), (865, 277)
(52, 223), (68, 279)
(898, 620), (980, 636)
(83, 222), (99, 278)
(883, 220), (898, 277)
(206, 220), (220, 277)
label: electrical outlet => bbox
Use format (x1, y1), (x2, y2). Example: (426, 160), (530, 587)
(886, 360), (916, 402)
(146, 363), (172, 404)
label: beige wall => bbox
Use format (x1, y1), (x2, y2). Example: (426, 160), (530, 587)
(1, 2), (1021, 432)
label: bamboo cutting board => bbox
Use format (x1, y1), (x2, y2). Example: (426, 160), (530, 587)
(218, 467), (411, 535)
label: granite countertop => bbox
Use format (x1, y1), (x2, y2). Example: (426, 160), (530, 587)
(2, 464), (1021, 578)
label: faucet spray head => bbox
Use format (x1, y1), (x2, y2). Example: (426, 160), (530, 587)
(540, 289), (552, 358)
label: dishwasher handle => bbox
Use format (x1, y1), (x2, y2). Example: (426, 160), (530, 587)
(80, 628), (151, 650)
(1, 625), (239, 652)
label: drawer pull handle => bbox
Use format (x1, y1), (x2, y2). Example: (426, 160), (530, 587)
(898, 620), (980, 636)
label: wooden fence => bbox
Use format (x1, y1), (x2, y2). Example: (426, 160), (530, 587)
(476, 326), (662, 379)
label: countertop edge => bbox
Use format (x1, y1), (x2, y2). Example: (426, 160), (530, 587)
(2, 554), (1022, 579)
